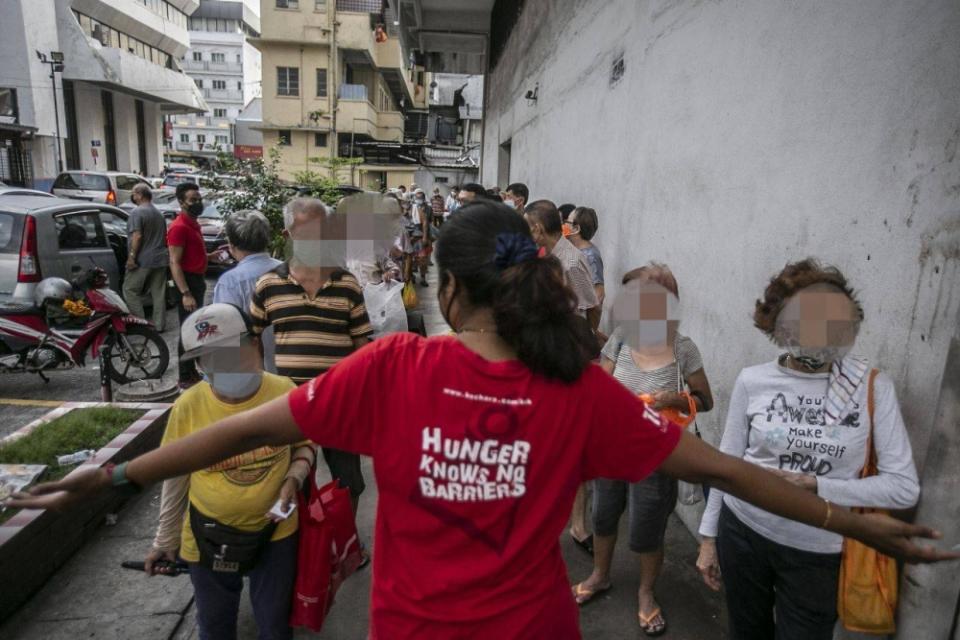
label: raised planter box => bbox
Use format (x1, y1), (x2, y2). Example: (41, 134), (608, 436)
(0, 402), (171, 622)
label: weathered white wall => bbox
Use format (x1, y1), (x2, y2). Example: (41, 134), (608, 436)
(483, 0), (960, 538)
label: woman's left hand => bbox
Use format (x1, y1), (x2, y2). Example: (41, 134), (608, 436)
(270, 477), (300, 522)
(853, 513), (960, 564)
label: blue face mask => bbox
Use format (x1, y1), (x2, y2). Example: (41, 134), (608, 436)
(208, 372), (263, 400)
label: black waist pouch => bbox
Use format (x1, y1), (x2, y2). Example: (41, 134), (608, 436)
(189, 503), (278, 574)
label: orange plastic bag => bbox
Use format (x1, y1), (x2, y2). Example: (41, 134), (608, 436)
(837, 369), (898, 635)
(638, 391), (697, 429)
(401, 281), (418, 310)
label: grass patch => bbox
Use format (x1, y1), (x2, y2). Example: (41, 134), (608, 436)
(0, 407), (145, 523)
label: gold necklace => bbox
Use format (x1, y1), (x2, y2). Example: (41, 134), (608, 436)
(457, 327), (497, 334)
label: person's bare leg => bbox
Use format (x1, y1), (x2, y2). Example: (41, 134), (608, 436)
(577, 533), (616, 594)
(638, 548), (666, 632)
(569, 483), (590, 542)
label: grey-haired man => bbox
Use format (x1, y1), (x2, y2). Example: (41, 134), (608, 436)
(122, 183), (169, 330)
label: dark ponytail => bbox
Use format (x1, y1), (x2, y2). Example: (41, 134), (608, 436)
(435, 202), (591, 383)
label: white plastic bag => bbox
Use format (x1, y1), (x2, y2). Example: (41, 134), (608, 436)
(363, 281), (408, 337)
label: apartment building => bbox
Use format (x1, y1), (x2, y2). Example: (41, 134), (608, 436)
(254, 0), (427, 188)
(0, 0), (207, 189)
(170, 0), (262, 163)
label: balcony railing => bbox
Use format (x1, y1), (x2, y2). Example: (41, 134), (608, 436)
(338, 83), (368, 100)
(336, 0), (381, 11)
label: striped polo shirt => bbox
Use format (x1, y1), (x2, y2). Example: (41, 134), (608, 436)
(250, 263), (373, 384)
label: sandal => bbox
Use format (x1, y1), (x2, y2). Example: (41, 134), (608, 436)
(638, 607), (667, 637)
(570, 533), (594, 556)
(571, 581), (611, 605)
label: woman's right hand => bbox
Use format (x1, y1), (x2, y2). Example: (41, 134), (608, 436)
(4, 466), (111, 512)
(144, 547), (178, 576)
(696, 537), (722, 591)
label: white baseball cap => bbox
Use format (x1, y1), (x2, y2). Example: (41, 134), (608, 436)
(181, 303), (252, 360)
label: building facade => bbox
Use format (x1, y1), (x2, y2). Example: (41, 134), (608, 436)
(0, 0), (207, 189)
(254, 0), (427, 188)
(413, 73), (483, 195)
(169, 0), (262, 165)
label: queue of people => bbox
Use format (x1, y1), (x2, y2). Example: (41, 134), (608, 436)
(13, 186), (957, 640)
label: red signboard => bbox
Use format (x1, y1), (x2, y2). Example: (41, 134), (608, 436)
(163, 121), (172, 140)
(234, 145), (263, 160)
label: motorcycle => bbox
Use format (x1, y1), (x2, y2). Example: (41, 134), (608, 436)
(0, 268), (169, 384)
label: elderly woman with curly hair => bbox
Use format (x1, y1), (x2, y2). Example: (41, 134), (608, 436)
(695, 258), (921, 640)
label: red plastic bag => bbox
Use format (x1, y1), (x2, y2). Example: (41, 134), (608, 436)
(289, 480), (364, 632)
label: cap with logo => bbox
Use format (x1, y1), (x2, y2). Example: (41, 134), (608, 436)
(180, 303), (252, 360)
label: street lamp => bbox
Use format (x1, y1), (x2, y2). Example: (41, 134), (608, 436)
(36, 51), (66, 173)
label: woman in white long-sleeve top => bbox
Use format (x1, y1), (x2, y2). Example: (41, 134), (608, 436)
(696, 258), (920, 640)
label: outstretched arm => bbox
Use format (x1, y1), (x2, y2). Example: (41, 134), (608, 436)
(6, 394), (302, 511)
(660, 430), (958, 564)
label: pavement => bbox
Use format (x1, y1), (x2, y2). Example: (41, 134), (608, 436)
(0, 267), (728, 638)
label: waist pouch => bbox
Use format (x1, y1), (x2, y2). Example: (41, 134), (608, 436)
(189, 503), (278, 574)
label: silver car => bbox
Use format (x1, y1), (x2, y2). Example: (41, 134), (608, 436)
(0, 195), (129, 302)
(0, 186), (56, 198)
(51, 171), (152, 207)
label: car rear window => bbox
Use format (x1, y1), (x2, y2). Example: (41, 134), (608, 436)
(54, 173), (111, 191)
(0, 213), (24, 254)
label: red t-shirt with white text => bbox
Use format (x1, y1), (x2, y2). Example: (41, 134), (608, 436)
(287, 333), (682, 639)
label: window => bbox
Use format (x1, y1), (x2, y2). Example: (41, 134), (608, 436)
(194, 78), (203, 88)
(192, 51), (202, 61)
(316, 68), (327, 97)
(101, 91), (117, 171)
(180, 133), (189, 142)
(216, 135), (229, 144)
(211, 52), (225, 63)
(236, 53), (241, 64)
(237, 81), (242, 91)
(435, 176), (449, 184)
(278, 130), (292, 145)
(55, 212), (107, 250)
(115, 175), (140, 191)
(213, 108), (227, 118)
(315, 0), (326, 11)
(197, 134), (206, 145)
(314, 133), (327, 147)
(212, 80), (226, 90)
(276, 0), (299, 7)
(277, 67), (299, 96)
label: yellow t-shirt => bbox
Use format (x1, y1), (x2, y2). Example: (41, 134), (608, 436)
(161, 373), (302, 562)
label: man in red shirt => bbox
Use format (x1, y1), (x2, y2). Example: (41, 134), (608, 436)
(168, 183), (218, 387)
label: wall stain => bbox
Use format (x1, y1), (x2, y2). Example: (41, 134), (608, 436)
(945, 126), (959, 163)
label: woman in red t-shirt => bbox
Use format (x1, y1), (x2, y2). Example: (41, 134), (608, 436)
(9, 203), (957, 640)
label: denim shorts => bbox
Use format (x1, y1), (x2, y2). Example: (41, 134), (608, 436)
(591, 472), (678, 552)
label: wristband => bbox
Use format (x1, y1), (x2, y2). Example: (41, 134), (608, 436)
(105, 461), (143, 493)
(821, 499), (833, 529)
(290, 456), (314, 468)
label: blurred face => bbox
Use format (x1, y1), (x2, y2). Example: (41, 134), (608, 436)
(197, 339), (263, 400)
(612, 280), (680, 350)
(774, 284), (860, 365)
(458, 190), (477, 205)
(179, 188), (203, 215)
(283, 208), (348, 268)
(566, 210), (583, 237)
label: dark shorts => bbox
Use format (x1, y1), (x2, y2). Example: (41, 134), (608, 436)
(322, 447), (365, 499)
(592, 472), (677, 552)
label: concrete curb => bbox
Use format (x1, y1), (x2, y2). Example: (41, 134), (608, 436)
(0, 402), (172, 621)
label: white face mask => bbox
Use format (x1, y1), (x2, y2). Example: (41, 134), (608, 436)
(208, 372), (263, 400)
(503, 198), (516, 209)
(291, 238), (347, 268)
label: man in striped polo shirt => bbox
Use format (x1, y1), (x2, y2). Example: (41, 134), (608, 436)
(250, 198), (373, 513)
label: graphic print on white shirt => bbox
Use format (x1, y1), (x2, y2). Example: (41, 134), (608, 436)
(753, 390), (862, 476)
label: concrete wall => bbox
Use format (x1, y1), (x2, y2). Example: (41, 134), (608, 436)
(482, 0), (960, 535)
(414, 166), (479, 197)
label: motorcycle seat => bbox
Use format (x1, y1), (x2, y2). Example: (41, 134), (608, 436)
(0, 301), (42, 315)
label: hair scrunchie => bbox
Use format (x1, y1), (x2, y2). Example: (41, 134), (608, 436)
(494, 232), (539, 271)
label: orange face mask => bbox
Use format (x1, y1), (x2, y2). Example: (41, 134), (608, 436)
(639, 392), (697, 429)
(561, 223), (574, 237)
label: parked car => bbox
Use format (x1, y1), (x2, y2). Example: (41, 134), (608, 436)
(0, 186), (56, 198)
(0, 195), (175, 312)
(118, 189), (181, 223)
(161, 173), (199, 189)
(51, 171), (152, 206)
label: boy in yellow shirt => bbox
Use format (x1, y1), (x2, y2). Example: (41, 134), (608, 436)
(145, 303), (314, 640)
